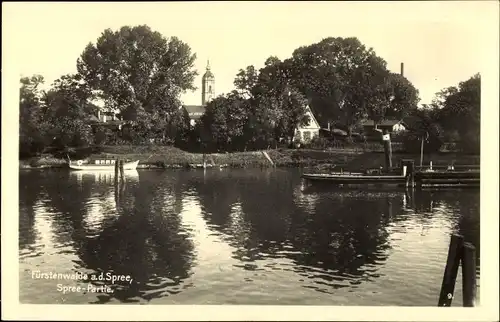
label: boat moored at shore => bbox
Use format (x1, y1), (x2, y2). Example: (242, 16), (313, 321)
(302, 160), (479, 189)
(68, 158), (140, 171)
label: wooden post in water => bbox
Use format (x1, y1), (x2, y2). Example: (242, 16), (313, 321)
(114, 159), (120, 203)
(402, 159), (415, 188)
(420, 136), (425, 167)
(462, 242), (477, 307)
(438, 234), (463, 306)
(383, 131), (392, 172)
(119, 160), (125, 182)
(114, 159), (119, 183)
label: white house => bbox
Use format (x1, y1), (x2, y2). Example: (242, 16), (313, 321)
(294, 105), (321, 143)
(97, 109), (120, 123)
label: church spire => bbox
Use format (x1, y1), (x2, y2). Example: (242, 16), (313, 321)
(202, 58), (215, 105)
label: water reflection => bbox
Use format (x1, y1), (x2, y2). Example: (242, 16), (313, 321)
(19, 169), (480, 305)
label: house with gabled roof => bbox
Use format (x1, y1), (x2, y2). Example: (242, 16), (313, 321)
(294, 105), (321, 143)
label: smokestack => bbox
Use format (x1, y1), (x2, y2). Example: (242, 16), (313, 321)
(400, 62), (404, 76)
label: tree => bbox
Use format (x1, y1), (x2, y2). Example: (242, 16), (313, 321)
(19, 75), (49, 156)
(43, 74), (97, 149)
(76, 25), (198, 142)
(401, 108), (444, 154)
(234, 65), (258, 98)
(436, 74), (480, 153)
(233, 57), (310, 148)
(368, 72), (420, 121)
(199, 91), (250, 151)
(287, 37), (419, 137)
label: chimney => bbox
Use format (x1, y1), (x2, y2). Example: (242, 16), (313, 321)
(400, 62), (404, 76)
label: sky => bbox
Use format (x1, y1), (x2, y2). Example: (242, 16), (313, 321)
(3, 1), (498, 106)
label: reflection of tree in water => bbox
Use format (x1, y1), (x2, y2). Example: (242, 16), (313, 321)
(40, 171), (195, 303)
(188, 170), (294, 260)
(188, 170), (243, 233)
(21, 168), (481, 301)
(289, 193), (396, 274)
(190, 169), (400, 291)
(426, 190), (480, 272)
(19, 171), (46, 250)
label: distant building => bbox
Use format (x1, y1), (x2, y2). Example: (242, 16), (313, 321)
(182, 105), (206, 127)
(294, 105), (321, 144)
(361, 119), (407, 134)
(97, 109), (120, 123)
(201, 61), (215, 105)
(90, 108), (124, 130)
(181, 60), (215, 126)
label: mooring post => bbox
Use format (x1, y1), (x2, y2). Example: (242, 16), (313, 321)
(402, 159), (415, 188)
(383, 131), (392, 173)
(438, 234), (464, 306)
(114, 159), (120, 202)
(119, 160), (125, 181)
(409, 160), (415, 187)
(462, 242), (477, 307)
(114, 159), (119, 183)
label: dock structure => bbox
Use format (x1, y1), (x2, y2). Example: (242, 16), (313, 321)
(301, 160), (479, 189)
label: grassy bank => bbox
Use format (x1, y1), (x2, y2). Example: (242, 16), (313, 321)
(19, 145), (480, 170)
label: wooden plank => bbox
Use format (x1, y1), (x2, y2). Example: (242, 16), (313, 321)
(438, 234), (464, 307)
(422, 184), (480, 188)
(462, 242), (477, 307)
(420, 179), (480, 184)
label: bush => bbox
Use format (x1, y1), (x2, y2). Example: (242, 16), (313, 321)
(458, 131), (480, 154)
(308, 136), (331, 149)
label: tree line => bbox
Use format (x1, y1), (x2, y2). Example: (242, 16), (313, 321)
(19, 25), (480, 157)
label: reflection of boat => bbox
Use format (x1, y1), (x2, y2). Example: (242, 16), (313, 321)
(302, 173), (406, 187)
(68, 158), (139, 171)
(72, 170), (140, 184)
(300, 182), (407, 197)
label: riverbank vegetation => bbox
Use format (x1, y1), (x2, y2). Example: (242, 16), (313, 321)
(20, 144), (480, 170)
(19, 25), (480, 167)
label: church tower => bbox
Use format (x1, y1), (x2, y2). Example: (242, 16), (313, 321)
(201, 60), (215, 105)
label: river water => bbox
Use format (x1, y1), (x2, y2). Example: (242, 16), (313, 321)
(19, 168), (480, 305)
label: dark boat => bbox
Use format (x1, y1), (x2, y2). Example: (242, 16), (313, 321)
(302, 165), (479, 189)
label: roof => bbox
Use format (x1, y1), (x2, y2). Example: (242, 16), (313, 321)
(202, 60), (214, 79)
(305, 106), (321, 129)
(182, 105), (206, 119)
(86, 115), (100, 123)
(90, 120), (125, 127)
(297, 105), (321, 130)
(361, 119), (402, 127)
(202, 70), (214, 79)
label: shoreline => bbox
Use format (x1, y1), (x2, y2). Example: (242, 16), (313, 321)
(18, 146), (480, 171)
